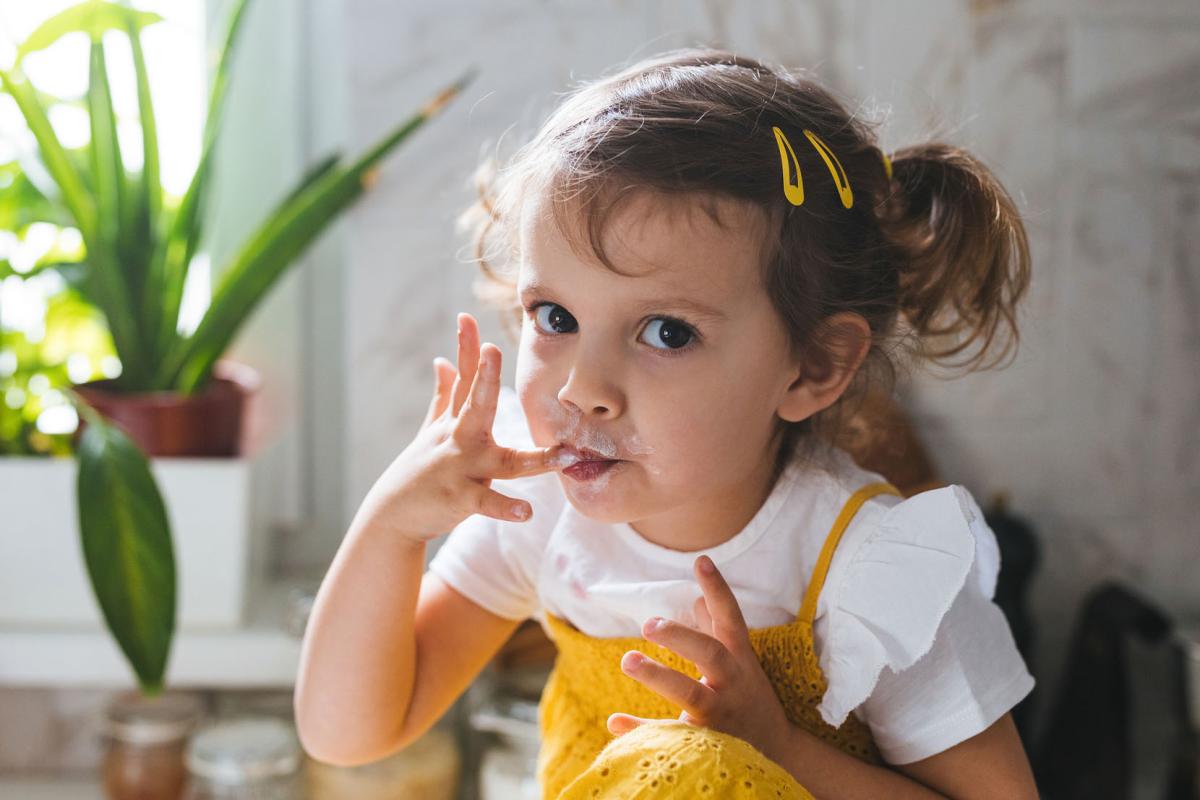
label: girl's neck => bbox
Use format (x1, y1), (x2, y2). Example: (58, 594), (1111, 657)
(627, 453), (784, 553)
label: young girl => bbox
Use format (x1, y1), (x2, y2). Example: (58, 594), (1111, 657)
(295, 48), (1040, 799)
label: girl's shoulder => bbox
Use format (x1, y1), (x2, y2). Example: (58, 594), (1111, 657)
(812, 456), (1001, 729)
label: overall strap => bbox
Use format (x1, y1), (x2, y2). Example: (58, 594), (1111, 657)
(797, 481), (903, 627)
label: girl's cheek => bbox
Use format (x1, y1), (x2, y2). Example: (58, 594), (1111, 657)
(514, 345), (548, 399)
(516, 359), (560, 447)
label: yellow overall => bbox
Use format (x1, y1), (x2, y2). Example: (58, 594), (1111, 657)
(537, 481), (903, 799)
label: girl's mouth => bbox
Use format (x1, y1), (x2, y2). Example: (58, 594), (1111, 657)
(562, 459), (620, 482)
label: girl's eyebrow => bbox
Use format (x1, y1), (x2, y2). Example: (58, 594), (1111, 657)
(518, 278), (728, 322)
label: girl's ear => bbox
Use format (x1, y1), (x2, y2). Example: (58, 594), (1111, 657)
(776, 312), (872, 423)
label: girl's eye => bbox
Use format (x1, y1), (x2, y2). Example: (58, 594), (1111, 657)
(525, 302), (697, 354)
(531, 302), (577, 334)
(640, 318), (695, 351)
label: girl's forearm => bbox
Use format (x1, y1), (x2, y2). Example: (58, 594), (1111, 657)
(774, 725), (949, 800)
(294, 493), (426, 765)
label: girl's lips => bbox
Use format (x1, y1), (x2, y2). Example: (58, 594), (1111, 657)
(562, 459), (620, 482)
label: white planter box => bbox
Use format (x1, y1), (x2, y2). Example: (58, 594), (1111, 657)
(0, 455), (253, 630)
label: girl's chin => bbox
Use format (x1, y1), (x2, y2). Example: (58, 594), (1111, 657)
(556, 463), (634, 522)
(560, 498), (631, 525)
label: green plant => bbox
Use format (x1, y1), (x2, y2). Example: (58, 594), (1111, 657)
(0, 279), (116, 456)
(0, 0), (475, 693)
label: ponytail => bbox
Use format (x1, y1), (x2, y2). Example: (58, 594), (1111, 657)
(879, 143), (1032, 371)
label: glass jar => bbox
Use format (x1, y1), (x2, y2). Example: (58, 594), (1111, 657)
(474, 705), (541, 800)
(183, 716), (304, 800)
(99, 690), (204, 800)
(469, 665), (547, 800)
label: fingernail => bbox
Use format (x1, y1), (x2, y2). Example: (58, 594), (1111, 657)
(644, 617), (665, 635)
(511, 503), (529, 520)
(698, 556), (715, 575)
(623, 652), (644, 671)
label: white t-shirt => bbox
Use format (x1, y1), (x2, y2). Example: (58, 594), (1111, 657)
(428, 386), (1036, 765)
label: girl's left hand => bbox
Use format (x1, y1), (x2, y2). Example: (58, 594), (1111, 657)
(608, 554), (796, 765)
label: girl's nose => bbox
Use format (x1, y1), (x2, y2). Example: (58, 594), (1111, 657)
(556, 354), (623, 419)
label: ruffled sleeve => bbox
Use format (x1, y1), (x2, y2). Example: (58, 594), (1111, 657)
(814, 484), (1000, 729)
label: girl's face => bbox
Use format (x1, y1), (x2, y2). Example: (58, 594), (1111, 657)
(514, 189), (806, 550)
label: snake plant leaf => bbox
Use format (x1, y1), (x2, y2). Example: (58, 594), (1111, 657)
(76, 412), (176, 694)
(87, 33), (153, 366)
(279, 152), (341, 208)
(87, 38), (125, 260)
(126, 11), (159, 237)
(0, 67), (96, 243)
(16, 1), (163, 60)
(125, 10), (160, 344)
(159, 67), (477, 393)
(0, 66), (145, 379)
(146, 0), (251, 380)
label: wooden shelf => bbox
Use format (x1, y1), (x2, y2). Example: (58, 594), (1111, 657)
(0, 575), (314, 689)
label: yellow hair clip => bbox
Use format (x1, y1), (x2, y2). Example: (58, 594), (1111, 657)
(880, 150), (893, 181)
(772, 126), (804, 206)
(771, 126), (854, 209)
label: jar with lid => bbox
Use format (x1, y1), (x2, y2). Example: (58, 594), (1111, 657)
(183, 715), (304, 800)
(99, 690), (204, 800)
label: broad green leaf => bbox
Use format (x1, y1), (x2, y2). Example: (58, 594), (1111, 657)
(76, 412), (175, 694)
(17, 1), (162, 59)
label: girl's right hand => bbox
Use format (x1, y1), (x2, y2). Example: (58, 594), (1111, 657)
(362, 312), (574, 545)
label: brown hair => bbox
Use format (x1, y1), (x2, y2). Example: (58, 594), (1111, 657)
(457, 47), (1031, 487)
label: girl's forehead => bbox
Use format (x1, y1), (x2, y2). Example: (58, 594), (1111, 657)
(518, 189), (769, 295)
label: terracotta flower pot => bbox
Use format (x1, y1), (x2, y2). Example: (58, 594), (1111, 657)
(73, 360), (261, 457)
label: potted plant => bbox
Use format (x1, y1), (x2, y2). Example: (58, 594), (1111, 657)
(0, 0), (475, 694)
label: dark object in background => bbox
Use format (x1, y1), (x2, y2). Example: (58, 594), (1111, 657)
(1031, 582), (1198, 800)
(984, 494), (1041, 743)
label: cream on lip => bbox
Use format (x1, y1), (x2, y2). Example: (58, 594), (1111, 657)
(563, 444), (618, 462)
(550, 450), (583, 469)
(533, 392), (659, 475)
